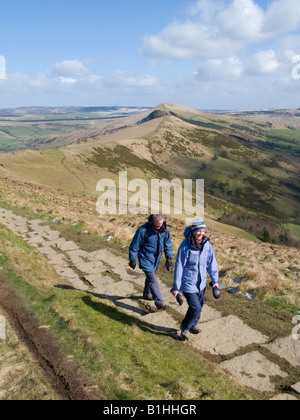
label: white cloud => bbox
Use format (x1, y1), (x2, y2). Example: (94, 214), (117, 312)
(0, 55), (6, 80)
(195, 56), (244, 80)
(142, 0), (300, 61)
(52, 60), (89, 76)
(219, 0), (265, 42)
(105, 70), (158, 88)
(246, 50), (281, 75)
(0, 63), (160, 107)
(56, 76), (77, 84)
(143, 21), (241, 59)
(186, 0), (223, 20)
(263, 0), (300, 34)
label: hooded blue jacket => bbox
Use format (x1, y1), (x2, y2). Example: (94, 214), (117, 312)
(173, 226), (219, 294)
(129, 215), (173, 272)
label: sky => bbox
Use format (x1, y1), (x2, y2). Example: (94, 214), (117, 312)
(0, 0), (300, 110)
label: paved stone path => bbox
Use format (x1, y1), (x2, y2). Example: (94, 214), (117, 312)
(0, 207), (299, 400)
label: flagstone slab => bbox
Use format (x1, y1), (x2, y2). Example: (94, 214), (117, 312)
(142, 311), (180, 332)
(270, 394), (298, 400)
(42, 230), (61, 241)
(221, 351), (288, 393)
(58, 240), (80, 252)
(28, 219), (45, 227)
(26, 237), (48, 247)
(53, 267), (79, 280)
(291, 382), (300, 394)
(73, 260), (105, 275)
(200, 305), (223, 323)
(86, 273), (136, 297)
(115, 298), (148, 317)
(38, 246), (59, 256)
(190, 315), (268, 355)
(263, 336), (300, 368)
(93, 281), (135, 297)
(66, 275), (90, 291)
(65, 249), (90, 266)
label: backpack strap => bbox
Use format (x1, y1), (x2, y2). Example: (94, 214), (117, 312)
(141, 228), (148, 245)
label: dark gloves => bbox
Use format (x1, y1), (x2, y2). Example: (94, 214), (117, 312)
(165, 257), (173, 271)
(170, 289), (184, 306)
(209, 281), (221, 299)
(213, 286), (221, 300)
(129, 260), (136, 270)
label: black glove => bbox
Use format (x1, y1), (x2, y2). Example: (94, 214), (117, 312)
(165, 257), (173, 271)
(170, 289), (184, 306)
(209, 281), (221, 300)
(129, 260), (136, 270)
(212, 286), (221, 300)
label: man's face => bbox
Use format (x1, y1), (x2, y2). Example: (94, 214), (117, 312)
(193, 229), (206, 242)
(153, 219), (164, 230)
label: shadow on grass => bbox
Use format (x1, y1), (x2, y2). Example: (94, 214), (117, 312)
(55, 285), (180, 340)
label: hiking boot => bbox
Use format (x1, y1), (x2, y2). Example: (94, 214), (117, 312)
(190, 326), (201, 335)
(143, 294), (153, 301)
(156, 303), (166, 310)
(181, 329), (190, 341)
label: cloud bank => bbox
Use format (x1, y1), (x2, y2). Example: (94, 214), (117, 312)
(1, 0), (300, 109)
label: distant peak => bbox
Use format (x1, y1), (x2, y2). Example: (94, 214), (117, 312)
(137, 109), (170, 125)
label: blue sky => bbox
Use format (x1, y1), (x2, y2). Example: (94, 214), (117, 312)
(0, 0), (300, 109)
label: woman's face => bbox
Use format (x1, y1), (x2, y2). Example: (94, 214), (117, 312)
(193, 229), (206, 242)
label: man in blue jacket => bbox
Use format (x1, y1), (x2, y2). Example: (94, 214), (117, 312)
(129, 213), (173, 309)
(172, 220), (219, 340)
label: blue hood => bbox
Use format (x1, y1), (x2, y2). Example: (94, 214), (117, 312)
(184, 226), (210, 247)
(184, 226), (192, 238)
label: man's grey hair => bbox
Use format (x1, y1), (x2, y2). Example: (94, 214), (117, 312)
(152, 213), (164, 222)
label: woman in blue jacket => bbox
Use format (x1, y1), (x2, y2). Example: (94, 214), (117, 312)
(129, 213), (173, 309)
(172, 220), (219, 340)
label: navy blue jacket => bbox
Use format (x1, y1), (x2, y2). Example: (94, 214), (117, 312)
(129, 215), (173, 272)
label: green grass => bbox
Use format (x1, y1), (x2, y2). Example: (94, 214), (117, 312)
(0, 325), (59, 400)
(88, 144), (170, 178)
(267, 129), (300, 143)
(286, 223), (300, 240)
(0, 120), (94, 152)
(0, 125), (66, 152)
